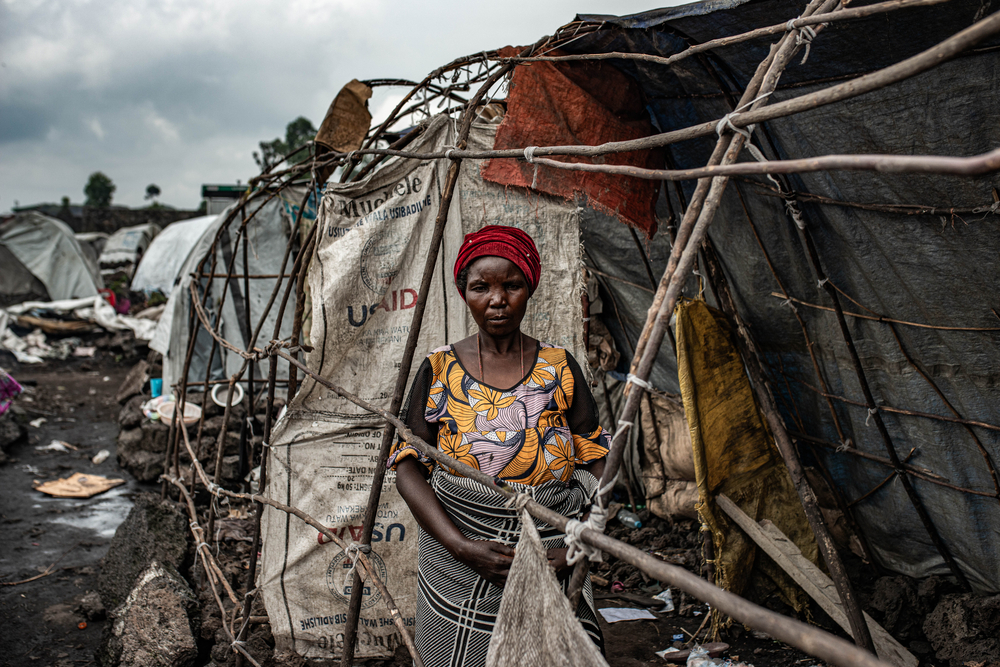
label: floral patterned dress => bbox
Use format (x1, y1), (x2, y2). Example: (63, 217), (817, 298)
(388, 342), (609, 667)
(388, 342), (610, 482)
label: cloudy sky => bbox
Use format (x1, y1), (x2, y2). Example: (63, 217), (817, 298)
(1, 0), (688, 213)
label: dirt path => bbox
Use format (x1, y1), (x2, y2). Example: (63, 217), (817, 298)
(0, 363), (137, 667)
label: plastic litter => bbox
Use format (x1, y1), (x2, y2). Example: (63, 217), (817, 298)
(611, 580), (625, 593)
(597, 607), (657, 623)
(657, 647), (681, 659)
(34, 472), (125, 498)
(617, 509), (642, 528)
(92, 449), (110, 465)
(36, 440), (77, 452)
(654, 588), (675, 612)
(150, 377), (163, 398)
(29, 417), (47, 428)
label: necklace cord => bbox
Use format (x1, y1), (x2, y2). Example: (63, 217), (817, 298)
(476, 331), (525, 385)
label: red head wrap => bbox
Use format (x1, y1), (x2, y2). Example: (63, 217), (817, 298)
(454, 225), (541, 300)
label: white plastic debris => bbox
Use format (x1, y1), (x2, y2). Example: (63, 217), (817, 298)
(92, 449), (110, 465)
(29, 417), (47, 428)
(654, 587), (675, 612)
(36, 440), (76, 452)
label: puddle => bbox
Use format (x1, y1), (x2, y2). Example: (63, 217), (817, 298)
(47, 485), (133, 539)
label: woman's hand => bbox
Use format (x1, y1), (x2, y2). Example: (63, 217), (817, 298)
(452, 539), (516, 587)
(546, 547), (571, 579)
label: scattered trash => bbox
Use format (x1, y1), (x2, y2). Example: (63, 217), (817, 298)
(29, 417), (47, 428)
(597, 607), (658, 623)
(72, 346), (96, 357)
(617, 508), (642, 528)
(102, 376), (110, 382)
(673, 634), (685, 641)
(693, 610), (703, 616)
(654, 588), (675, 612)
(0, 368), (24, 414)
(22, 464), (41, 475)
(36, 440), (78, 452)
(92, 449), (110, 465)
(150, 377), (163, 398)
(658, 643), (731, 664)
(34, 472), (125, 498)
(77, 621), (87, 630)
(141, 395), (172, 420)
(611, 580), (625, 593)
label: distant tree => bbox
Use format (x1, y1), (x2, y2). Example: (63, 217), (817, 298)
(253, 116), (317, 171)
(84, 172), (116, 208)
(145, 184), (161, 201)
(60, 196), (71, 209)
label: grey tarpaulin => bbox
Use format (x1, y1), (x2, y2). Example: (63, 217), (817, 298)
(562, 0), (1000, 591)
(0, 211), (102, 303)
(151, 190), (306, 393)
(131, 214), (218, 295)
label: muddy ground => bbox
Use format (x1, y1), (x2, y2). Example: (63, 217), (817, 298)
(1, 346), (994, 667)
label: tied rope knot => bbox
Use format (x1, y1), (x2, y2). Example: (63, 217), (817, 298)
(614, 419), (634, 441)
(817, 277), (829, 289)
(565, 505), (607, 566)
(523, 146), (538, 164)
(444, 146), (457, 160)
(343, 542), (371, 579)
(625, 373), (652, 392)
(836, 439), (853, 453)
(973, 200), (1000, 215)
(865, 407), (879, 427)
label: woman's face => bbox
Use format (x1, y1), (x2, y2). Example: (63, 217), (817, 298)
(465, 256), (530, 338)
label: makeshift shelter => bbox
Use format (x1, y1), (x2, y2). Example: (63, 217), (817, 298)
(148, 2), (1000, 667)
(150, 192), (314, 393)
(74, 232), (108, 278)
(0, 211), (102, 304)
(131, 214), (218, 295)
(98, 223), (161, 278)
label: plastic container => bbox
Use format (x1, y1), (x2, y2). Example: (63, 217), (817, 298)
(617, 509), (642, 529)
(156, 400), (202, 426)
(150, 378), (163, 398)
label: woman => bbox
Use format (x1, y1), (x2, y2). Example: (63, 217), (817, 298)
(388, 225), (609, 667)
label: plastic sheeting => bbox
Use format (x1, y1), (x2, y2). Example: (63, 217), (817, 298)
(151, 193), (306, 394)
(0, 212), (102, 302)
(565, 0), (1000, 591)
(131, 215), (218, 294)
(99, 223), (161, 271)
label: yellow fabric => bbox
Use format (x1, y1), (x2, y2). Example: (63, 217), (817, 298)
(675, 299), (818, 629)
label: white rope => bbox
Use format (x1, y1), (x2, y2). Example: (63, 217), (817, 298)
(565, 504), (607, 565)
(785, 198), (808, 229)
(625, 373), (652, 392)
(614, 419), (634, 441)
(817, 277), (829, 289)
(865, 407), (878, 427)
(796, 25), (819, 64)
(344, 542), (365, 579)
(444, 147), (457, 160)
(523, 146), (538, 163)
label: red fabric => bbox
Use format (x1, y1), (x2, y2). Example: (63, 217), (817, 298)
(454, 225), (541, 299)
(481, 47), (663, 237)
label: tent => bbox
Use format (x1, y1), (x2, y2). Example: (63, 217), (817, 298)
(99, 223), (161, 277)
(131, 214), (218, 295)
(150, 192), (314, 393)
(0, 211), (102, 304)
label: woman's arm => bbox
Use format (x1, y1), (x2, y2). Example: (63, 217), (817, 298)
(396, 458), (515, 586)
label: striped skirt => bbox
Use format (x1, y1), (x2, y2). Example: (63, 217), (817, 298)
(415, 468), (604, 667)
